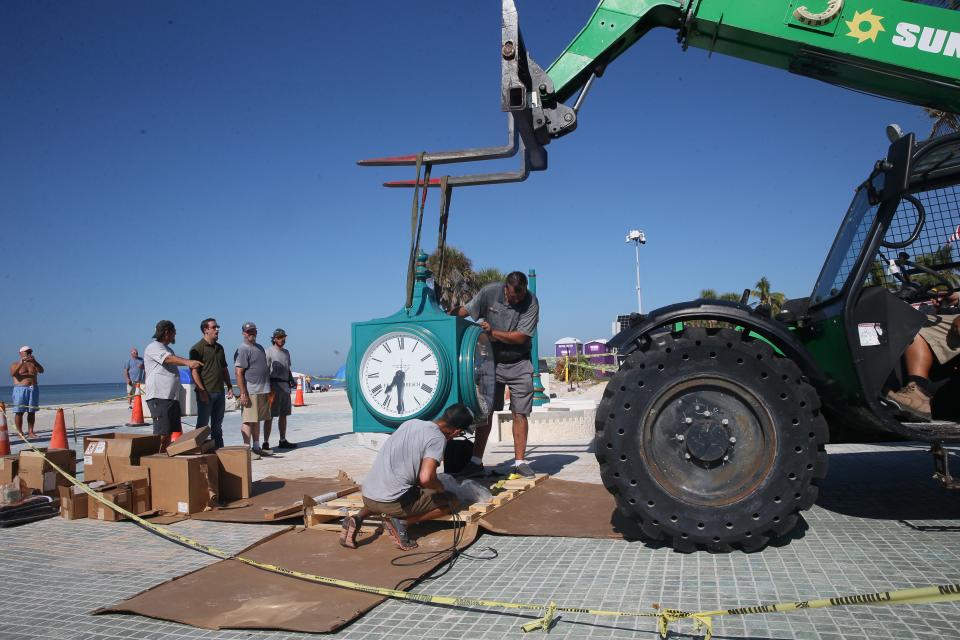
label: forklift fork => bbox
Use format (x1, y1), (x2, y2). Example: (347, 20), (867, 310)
(357, 0), (576, 189)
(932, 443), (960, 490)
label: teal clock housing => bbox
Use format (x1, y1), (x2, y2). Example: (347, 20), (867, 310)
(348, 252), (494, 433)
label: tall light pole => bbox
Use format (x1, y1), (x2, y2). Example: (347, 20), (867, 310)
(625, 229), (646, 314)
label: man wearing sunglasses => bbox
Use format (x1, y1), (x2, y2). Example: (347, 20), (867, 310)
(9, 346), (44, 439)
(189, 318), (235, 449)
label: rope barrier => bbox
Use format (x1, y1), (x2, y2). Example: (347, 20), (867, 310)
(4, 414), (959, 638)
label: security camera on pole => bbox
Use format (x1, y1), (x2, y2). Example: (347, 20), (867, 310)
(625, 229), (646, 314)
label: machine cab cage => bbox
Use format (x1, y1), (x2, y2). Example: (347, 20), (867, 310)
(814, 133), (960, 309)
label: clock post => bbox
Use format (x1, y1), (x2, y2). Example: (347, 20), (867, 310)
(529, 269), (550, 407)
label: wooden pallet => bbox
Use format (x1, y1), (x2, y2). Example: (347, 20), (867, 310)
(305, 473), (549, 529)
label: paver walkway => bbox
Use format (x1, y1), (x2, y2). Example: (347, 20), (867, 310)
(2, 390), (958, 639)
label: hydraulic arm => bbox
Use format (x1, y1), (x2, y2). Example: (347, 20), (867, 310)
(363, 0), (960, 186)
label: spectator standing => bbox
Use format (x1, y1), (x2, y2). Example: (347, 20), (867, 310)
(264, 328), (297, 451)
(144, 320), (202, 452)
(234, 322), (271, 459)
(9, 346), (44, 439)
(123, 348), (145, 409)
(189, 318), (235, 449)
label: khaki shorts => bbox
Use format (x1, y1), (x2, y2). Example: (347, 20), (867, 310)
(494, 359), (534, 415)
(919, 314), (960, 364)
(241, 393), (271, 422)
(362, 487), (449, 519)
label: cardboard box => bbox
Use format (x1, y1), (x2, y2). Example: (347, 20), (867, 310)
(216, 446), (252, 501)
(19, 449), (76, 496)
(82, 433), (161, 482)
(0, 455), (18, 484)
(88, 483), (131, 521)
(59, 484), (89, 520)
(166, 426), (211, 456)
(112, 466), (152, 514)
(142, 453), (219, 514)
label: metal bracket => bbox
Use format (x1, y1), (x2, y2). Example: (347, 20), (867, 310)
(932, 443), (960, 490)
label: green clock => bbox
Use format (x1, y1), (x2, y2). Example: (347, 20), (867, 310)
(349, 252), (494, 433)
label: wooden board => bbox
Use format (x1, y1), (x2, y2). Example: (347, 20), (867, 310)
(305, 473), (549, 530)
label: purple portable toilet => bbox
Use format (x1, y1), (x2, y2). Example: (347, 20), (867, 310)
(554, 337), (582, 358)
(585, 339), (615, 377)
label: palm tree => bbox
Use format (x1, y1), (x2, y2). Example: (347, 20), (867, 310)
(474, 267), (506, 290)
(752, 276), (786, 315)
(924, 108), (960, 138)
(426, 246), (474, 309)
(699, 288), (719, 300)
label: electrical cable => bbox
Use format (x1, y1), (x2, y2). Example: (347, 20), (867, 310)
(390, 497), (498, 587)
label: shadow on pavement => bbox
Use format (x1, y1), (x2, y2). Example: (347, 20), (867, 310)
(525, 453), (580, 475)
(815, 445), (960, 522)
(290, 432), (352, 448)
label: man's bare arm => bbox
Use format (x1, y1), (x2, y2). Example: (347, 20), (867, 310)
(418, 457), (444, 493)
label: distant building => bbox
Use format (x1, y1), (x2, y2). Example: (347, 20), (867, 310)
(585, 338), (614, 377)
(554, 337), (582, 357)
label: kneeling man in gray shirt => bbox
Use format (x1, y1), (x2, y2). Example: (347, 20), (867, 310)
(341, 404), (475, 551)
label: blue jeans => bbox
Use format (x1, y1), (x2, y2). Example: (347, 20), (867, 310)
(196, 391), (225, 448)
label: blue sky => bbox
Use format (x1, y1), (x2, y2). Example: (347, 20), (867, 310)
(1, 1), (933, 384)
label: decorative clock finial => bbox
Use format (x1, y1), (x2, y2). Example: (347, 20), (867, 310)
(415, 250), (432, 282)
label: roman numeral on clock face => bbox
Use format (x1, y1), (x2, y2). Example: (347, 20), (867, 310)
(370, 384), (383, 395)
(420, 383), (433, 393)
(424, 370), (436, 376)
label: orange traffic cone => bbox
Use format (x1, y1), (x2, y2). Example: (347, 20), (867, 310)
(49, 408), (69, 450)
(293, 376), (306, 407)
(0, 408), (10, 456)
(127, 383), (148, 427)
(170, 431), (182, 442)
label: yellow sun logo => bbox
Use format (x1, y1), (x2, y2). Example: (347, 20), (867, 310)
(845, 9), (885, 44)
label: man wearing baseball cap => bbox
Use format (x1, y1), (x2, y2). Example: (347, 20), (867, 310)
(144, 321), (203, 452)
(234, 322), (271, 459)
(9, 346), (44, 439)
(264, 328), (297, 451)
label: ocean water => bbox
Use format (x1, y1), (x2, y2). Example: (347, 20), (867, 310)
(0, 380), (344, 409)
(0, 383), (128, 408)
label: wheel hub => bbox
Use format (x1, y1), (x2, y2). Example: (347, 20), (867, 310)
(641, 377), (777, 507)
(683, 417), (731, 463)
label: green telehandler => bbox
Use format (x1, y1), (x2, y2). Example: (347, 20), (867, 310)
(361, 0), (960, 552)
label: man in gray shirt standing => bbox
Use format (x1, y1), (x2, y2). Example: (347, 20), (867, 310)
(144, 320), (202, 452)
(451, 271), (539, 478)
(264, 328), (297, 451)
(234, 322), (271, 459)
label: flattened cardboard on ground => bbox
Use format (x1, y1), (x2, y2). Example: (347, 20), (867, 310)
(0, 455), (18, 484)
(215, 446), (251, 501)
(190, 475), (355, 522)
(479, 478), (644, 540)
(142, 454), (218, 515)
(165, 427), (211, 456)
(98, 524), (479, 632)
(82, 433), (161, 483)
(58, 484), (88, 519)
(19, 449), (76, 496)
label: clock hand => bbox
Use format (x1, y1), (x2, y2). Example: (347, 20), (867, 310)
(395, 370), (405, 413)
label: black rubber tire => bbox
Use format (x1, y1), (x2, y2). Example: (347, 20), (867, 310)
(595, 327), (829, 553)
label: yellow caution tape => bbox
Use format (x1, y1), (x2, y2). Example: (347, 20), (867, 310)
(7, 416), (960, 638)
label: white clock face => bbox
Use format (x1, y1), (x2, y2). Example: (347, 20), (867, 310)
(360, 331), (441, 418)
